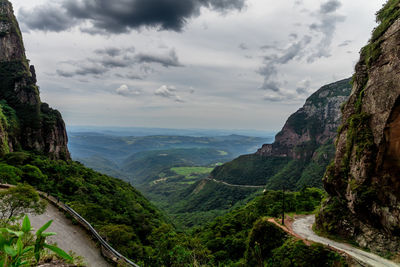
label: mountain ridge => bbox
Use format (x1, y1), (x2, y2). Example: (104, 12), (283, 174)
(0, 0), (69, 159)
(210, 78), (352, 190)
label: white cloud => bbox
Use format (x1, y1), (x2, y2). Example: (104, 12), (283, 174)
(115, 84), (141, 97)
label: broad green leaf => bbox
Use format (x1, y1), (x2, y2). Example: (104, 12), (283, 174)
(36, 220), (53, 237)
(16, 237), (23, 254)
(4, 245), (17, 257)
(5, 229), (23, 237)
(41, 232), (56, 237)
(43, 244), (72, 261)
(21, 216), (31, 233)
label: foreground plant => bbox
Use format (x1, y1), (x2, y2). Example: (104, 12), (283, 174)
(0, 215), (72, 266)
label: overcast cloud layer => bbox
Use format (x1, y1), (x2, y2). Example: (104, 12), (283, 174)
(10, 0), (386, 131)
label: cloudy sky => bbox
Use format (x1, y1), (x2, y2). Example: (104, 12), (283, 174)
(10, 0), (385, 131)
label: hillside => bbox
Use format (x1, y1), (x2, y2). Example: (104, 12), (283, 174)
(316, 0), (400, 255)
(211, 78), (352, 190)
(0, 0), (177, 264)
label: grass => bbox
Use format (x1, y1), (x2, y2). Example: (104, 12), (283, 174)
(170, 167), (213, 177)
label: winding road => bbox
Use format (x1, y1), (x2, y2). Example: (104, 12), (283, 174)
(29, 204), (111, 267)
(292, 215), (400, 267)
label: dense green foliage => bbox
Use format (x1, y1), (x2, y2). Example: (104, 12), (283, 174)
(211, 154), (290, 186)
(0, 184), (46, 223)
(194, 188), (326, 265)
(212, 143), (335, 191)
(0, 152), (167, 262)
(267, 239), (345, 267)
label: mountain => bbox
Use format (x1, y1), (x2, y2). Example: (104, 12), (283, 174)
(316, 0), (400, 255)
(0, 0), (69, 159)
(211, 78), (352, 190)
(0, 1), (175, 263)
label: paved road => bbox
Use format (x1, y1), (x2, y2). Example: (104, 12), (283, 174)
(206, 178), (265, 188)
(29, 203), (111, 267)
(292, 215), (400, 267)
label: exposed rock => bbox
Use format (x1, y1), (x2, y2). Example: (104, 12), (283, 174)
(211, 79), (351, 189)
(317, 1), (400, 254)
(257, 78), (351, 160)
(0, 0), (69, 159)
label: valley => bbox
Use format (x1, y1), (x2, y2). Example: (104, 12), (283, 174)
(0, 0), (399, 266)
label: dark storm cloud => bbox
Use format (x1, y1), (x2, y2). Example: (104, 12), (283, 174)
(56, 48), (182, 77)
(19, 5), (77, 32)
(19, 0), (246, 34)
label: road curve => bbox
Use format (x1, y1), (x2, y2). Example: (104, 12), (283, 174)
(29, 203), (111, 267)
(292, 215), (399, 267)
(206, 178), (265, 188)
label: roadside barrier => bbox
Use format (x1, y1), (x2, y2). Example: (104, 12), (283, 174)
(0, 184), (140, 267)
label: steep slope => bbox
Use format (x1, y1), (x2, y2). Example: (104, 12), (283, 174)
(316, 0), (400, 254)
(0, 0), (69, 159)
(211, 79), (352, 190)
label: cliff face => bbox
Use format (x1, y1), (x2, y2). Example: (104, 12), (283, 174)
(317, 0), (400, 254)
(257, 79), (351, 160)
(211, 79), (351, 189)
(0, 0), (69, 159)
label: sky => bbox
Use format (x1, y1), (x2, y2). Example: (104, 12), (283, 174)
(9, 0), (386, 131)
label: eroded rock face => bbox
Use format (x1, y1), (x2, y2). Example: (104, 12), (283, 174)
(317, 6), (400, 254)
(257, 79), (351, 160)
(0, 0), (70, 159)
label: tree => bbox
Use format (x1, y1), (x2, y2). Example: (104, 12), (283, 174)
(0, 184), (46, 223)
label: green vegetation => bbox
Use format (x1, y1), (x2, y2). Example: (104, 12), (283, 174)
(211, 154), (290, 186)
(0, 215), (72, 266)
(191, 188), (345, 266)
(0, 184), (46, 223)
(0, 152), (167, 263)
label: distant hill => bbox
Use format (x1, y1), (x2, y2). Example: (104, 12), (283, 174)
(211, 78), (352, 190)
(68, 133), (273, 183)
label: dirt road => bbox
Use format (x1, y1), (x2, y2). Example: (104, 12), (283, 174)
(29, 204), (111, 267)
(292, 215), (399, 267)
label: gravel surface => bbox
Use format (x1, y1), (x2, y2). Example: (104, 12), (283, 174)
(292, 215), (399, 267)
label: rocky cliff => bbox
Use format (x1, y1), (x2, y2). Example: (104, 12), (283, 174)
(316, 0), (400, 254)
(0, 0), (69, 159)
(257, 78), (351, 160)
(211, 79), (351, 189)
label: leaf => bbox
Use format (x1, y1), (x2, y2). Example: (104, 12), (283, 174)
(21, 216), (31, 233)
(41, 232), (56, 237)
(36, 220), (53, 237)
(4, 245), (17, 257)
(43, 244), (72, 261)
(16, 237), (23, 254)
(5, 229), (23, 237)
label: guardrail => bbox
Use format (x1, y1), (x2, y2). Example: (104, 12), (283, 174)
(0, 184), (140, 267)
(62, 204), (140, 267)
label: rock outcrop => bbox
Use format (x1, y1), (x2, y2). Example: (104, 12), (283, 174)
(316, 0), (400, 254)
(211, 79), (351, 189)
(0, 0), (69, 159)
(257, 78), (351, 160)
